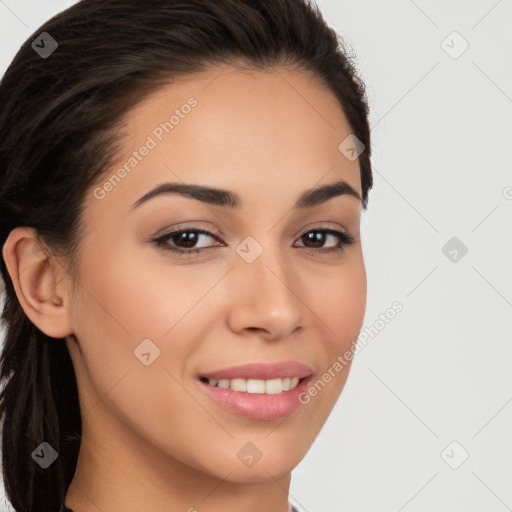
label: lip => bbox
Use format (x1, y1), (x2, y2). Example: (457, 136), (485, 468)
(197, 361), (314, 421)
(198, 361), (313, 380)
(198, 374), (314, 421)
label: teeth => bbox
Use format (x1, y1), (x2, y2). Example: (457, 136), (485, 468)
(231, 378), (247, 392)
(205, 376), (301, 394)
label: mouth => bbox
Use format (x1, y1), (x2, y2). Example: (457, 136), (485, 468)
(197, 374), (314, 421)
(196, 360), (314, 420)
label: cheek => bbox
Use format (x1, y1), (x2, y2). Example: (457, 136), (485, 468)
(310, 253), (367, 351)
(68, 248), (227, 461)
(69, 243), (230, 406)
(75, 240), (220, 340)
(301, 253), (366, 402)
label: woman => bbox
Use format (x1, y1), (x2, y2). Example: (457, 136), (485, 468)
(0, 0), (373, 510)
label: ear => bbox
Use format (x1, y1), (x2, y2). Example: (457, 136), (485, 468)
(2, 226), (74, 338)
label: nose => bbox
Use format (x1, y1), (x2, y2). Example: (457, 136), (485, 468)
(226, 242), (305, 341)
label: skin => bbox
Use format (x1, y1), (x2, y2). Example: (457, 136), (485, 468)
(3, 64), (367, 512)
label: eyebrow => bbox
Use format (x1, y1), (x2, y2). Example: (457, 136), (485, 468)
(130, 179), (362, 211)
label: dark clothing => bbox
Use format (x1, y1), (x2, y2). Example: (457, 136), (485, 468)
(62, 505), (300, 511)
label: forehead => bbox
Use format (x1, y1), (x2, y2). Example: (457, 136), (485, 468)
(88, 64), (362, 215)
(121, 64), (355, 151)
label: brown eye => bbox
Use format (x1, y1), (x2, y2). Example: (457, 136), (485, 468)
(153, 227), (221, 255)
(295, 228), (355, 253)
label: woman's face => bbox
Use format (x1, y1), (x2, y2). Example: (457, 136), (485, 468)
(65, 65), (366, 483)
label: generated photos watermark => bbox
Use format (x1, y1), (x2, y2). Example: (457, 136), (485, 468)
(93, 97), (198, 200)
(298, 301), (403, 405)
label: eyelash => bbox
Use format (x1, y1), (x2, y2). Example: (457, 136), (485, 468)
(152, 226), (356, 257)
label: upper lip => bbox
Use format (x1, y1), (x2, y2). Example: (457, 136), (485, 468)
(199, 361), (313, 381)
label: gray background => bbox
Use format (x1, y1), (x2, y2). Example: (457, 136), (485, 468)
(1, 1), (511, 511)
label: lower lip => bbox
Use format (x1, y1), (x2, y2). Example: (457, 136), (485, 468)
(198, 376), (313, 421)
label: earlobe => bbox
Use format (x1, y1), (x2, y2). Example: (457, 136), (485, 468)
(2, 226), (74, 339)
